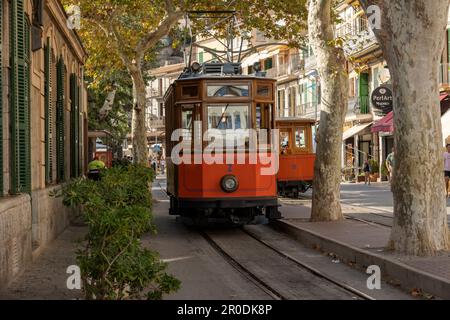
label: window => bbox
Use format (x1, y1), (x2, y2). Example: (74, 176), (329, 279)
(70, 73), (80, 178)
(257, 85), (270, 97)
(207, 84), (249, 97)
(181, 85), (198, 98)
(295, 127), (307, 149)
(9, 3), (31, 193)
(181, 106), (193, 141)
(256, 103), (272, 129)
(207, 105), (249, 130)
(278, 90), (285, 117)
(264, 58), (273, 70)
(207, 104), (250, 150)
(280, 130), (290, 155)
(56, 57), (66, 183)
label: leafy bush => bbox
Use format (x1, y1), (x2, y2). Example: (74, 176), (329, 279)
(60, 165), (180, 300)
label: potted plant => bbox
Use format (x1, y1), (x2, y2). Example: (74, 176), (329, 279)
(369, 159), (379, 182)
(357, 173), (366, 183)
(381, 162), (389, 181)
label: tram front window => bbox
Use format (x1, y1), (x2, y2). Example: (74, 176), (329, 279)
(207, 104), (250, 149)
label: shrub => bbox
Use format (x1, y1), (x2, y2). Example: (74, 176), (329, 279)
(59, 165), (180, 300)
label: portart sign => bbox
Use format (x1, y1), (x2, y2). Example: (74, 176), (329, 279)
(371, 86), (393, 114)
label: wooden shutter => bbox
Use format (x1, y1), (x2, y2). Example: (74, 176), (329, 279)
(0, 0), (3, 195)
(44, 38), (54, 184)
(359, 73), (370, 114)
(70, 73), (79, 178)
(56, 57), (65, 182)
(10, 0), (31, 194)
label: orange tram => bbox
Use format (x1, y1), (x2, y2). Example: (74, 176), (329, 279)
(164, 62), (316, 225)
(277, 118), (316, 198)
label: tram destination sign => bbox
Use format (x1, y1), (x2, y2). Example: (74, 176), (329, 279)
(371, 86), (393, 114)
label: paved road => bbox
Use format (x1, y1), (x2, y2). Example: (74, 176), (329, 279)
(303, 182), (450, 216)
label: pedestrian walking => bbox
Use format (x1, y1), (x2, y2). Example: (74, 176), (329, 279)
(386, 148), (395, 183)
(363, 160), (371, 185)
(444, 144), (450, 197)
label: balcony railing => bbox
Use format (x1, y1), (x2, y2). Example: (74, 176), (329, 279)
(300, 102), (320, 119)
(147, 116), (165, 130)
(335, 15), (377, 57)
(347, 96), (371, 116)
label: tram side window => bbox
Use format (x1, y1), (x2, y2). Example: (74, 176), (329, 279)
(181, 106), (193, 141)
(280, 130), (290, 155)
(295, 127), (307, 149)
(256, 103), (272, 129)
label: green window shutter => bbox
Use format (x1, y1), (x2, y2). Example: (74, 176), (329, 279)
(10, 0), (31, 194)
(358, 73), (369, 114)
(44, 38), (53, 184)
(70, 73), (79, 178)
(0, 0), (3, 195)
(77, 86), (83, 176)
(56, 57), (65, 182)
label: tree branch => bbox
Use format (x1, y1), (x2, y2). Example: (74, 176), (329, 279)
(134, 0), (183, 57)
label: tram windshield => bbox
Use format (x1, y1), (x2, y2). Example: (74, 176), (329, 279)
(208, 104), (249, 130)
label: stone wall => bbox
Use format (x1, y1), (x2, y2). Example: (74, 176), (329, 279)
(0, 187), (75, 286)
(0, 195), (32, 286)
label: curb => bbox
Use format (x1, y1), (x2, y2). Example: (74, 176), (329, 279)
(272, 219), (450, 299)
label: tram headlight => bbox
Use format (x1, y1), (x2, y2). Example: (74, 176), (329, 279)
(220, 175), (239, 193)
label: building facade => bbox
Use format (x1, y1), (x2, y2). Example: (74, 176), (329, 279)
(0, 0), (87, 284)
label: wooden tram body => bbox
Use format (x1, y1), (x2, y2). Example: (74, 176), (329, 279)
(276, 118), (316, 197)
(164, 66), (280, 224)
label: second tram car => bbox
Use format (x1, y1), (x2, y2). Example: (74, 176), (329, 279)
(276, 118), (316, 198)
(164, 62), (281, 225)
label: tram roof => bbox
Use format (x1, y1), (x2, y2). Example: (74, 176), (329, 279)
(175, 62), (276, 83)
(174, 74), (277, 82)
(275, 117), (317, 124)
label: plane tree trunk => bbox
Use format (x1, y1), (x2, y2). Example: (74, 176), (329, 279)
(359, 0), (450, 255)
(308, 0), (348, 221)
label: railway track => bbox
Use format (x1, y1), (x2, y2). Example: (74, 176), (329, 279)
(200, 227), (373, 300)
(153, 181), (411, 300)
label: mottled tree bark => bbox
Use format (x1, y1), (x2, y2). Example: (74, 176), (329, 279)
(360, 0), (450, 255)
(130, 67), (149, 166)
(308, 0), (349, 221)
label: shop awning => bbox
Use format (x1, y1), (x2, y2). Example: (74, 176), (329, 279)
(440, 93), (449, 101)
(343, 122), (373, 141)
(371, 111), (394, 133)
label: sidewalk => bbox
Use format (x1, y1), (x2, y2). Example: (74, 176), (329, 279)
(0, 226), (86, 300)
(277, 201), (450, 299)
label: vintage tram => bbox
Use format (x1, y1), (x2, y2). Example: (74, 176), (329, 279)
(276, 118), (316, 198)
(164, 62), (281, 225)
